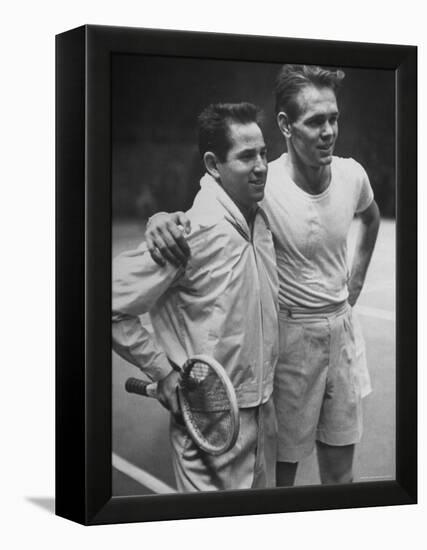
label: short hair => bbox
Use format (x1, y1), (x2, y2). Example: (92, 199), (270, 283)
(197, 102), (262, 162)
(275, 64), (345, 121)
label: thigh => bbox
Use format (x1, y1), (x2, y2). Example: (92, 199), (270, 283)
(316, 308), (363, 446)
(274, 314), (330, 462)
(170, 408), (260, 492)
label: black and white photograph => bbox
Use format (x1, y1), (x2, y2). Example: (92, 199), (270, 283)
(111, 54), (396, 496)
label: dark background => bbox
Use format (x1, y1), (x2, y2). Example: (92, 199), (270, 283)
(112, 54), (395, 220)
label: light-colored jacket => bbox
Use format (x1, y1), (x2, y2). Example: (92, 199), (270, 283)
(112, 177), (279, 408)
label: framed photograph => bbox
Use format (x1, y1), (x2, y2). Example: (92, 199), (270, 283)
(56, 24), (417, 525)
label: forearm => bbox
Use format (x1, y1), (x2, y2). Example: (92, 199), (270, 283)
(348, 203), (380, 305)
(112, 314), (171, 381)
(112, 245), (179, 379)
(112, 314), (180, 414)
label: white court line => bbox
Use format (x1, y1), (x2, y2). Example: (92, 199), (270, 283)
(359, 475), (395, 482)
(355, 305), (395, 322)
(112, 452), (176, 494)
(362, 281), (395, 294)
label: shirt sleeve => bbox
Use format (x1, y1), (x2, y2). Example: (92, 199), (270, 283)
(354, 161), (374, 214)
(112, 242), (183, 381)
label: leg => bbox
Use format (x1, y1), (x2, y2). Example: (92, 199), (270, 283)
(170, 408), (263, 491)
(274, 312), (329, 487)
(254, 398), (278, 488)
(315, 306), (364, 485)
(316, 441), (355, 484)
(276, 461), (298, 487)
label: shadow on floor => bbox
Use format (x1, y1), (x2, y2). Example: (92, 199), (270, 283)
(26, 497), (55, 515)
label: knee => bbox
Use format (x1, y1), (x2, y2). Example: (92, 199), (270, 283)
(321, 470), (353, 484)
(316, 442), (355, 484)
(319, 461), (353, 484)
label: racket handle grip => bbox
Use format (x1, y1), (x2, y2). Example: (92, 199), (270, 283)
(125, 377), (158, 398)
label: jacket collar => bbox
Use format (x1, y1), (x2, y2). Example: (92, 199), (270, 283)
(198, 173), (254, 240)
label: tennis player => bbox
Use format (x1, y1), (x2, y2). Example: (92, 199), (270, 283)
(112, 103), (279, 492)
(146, 65), (381, 487)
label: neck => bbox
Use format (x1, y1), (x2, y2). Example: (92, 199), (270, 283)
(234, 199), (257, 226)
(218, 183), (257, 225)
(286, 147), (331, 195)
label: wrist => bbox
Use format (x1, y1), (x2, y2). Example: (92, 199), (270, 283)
(158, 369), (180, 392)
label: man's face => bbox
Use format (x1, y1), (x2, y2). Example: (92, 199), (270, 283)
(216, 122), (268, 211)
(288, 85), (339, 167)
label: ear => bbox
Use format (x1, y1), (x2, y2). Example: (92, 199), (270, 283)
(203, 151), (221, 181)
(277, 111), (292, 139)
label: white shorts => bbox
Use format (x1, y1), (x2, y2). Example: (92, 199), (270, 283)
(274, 302), (368, 463)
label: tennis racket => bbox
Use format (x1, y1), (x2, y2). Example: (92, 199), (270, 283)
(125, 354), (240, 456)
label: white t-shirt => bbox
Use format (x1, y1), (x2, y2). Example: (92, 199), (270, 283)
(262, 153), (374, 309)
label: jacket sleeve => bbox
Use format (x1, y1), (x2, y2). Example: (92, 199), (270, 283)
(112, 242), (183, 381)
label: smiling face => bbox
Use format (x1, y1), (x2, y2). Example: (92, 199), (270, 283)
(286, 85), (339, 168)
(213, 121), (268, 213)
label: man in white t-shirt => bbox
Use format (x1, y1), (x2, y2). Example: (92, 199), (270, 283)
(145, 65), (380, 487)
(261, 65), (379, 485)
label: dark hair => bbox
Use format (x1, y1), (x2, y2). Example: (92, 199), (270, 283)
(275, 64), (345, 121)
(197, 102), (262, 162)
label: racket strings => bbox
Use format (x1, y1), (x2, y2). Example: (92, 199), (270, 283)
(181, 363), (229, 409)
(187, 362), (210, 383)
(187, 409), (234, 448)
(179, 360), (236, 454)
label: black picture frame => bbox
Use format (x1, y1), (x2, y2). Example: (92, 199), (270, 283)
(55, 24), (417, 526)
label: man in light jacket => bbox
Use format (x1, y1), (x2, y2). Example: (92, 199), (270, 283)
(112, 103), (279, 492)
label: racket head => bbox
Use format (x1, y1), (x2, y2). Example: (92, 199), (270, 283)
(177, 354), (240, 456)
